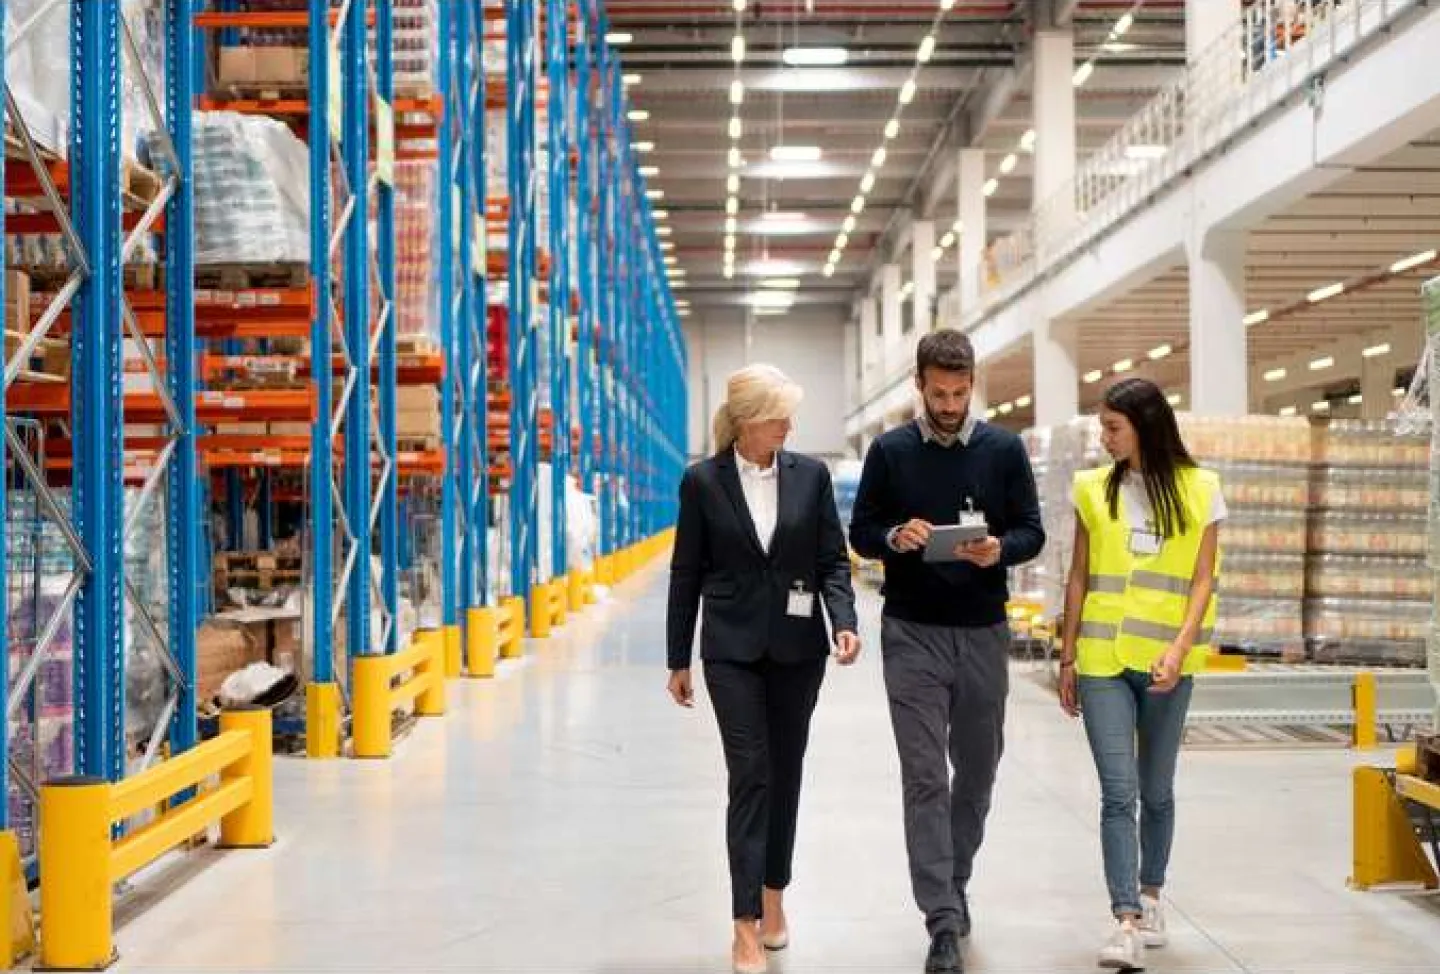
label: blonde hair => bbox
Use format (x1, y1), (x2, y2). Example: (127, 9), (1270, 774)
(712, 363), (803, 452)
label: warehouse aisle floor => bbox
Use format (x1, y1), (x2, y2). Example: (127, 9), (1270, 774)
(110, 565), (1440, 972)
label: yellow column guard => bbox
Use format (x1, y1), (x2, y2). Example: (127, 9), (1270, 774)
(467, 607), (499, 678)
(306, 681), (341, 759)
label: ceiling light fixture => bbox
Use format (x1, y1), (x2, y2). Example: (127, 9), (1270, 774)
(1390, 249), (1437, 274)
(623, 73), (641, 86)
(726, 173), (739, 193)
(1148, 344), (1172, 361)
(729, 80), (744, 105)
(1264, 368), (1287, 382)
(1019, 129), (1036, 152)
(1307, 281), (1344, 303)
(1072, 61), (1095, 87)
(646, 188), (664, 199)
(728, 147), (742, 168)
(782, 46), (848, 66)
(1113, 11), (1135, 35)
(941, 0), (956, 9)
(1243, 309), (1270, 326)
(860, 171), (875, 193)
(899, 78), (917, 104)
(759, 277), (801, 289)
(1312, 400), (1331, 412)
(983, 178), (998, 196)
(1084, 369), (1104, 384)
(997, 402), (1014, 415)
(1362, 342), (1391, 358)
(605, 31), (633, 44)
(728, 117), (742, 139)
(940, 231), (955, 249)
(1167, 393), (1182, 406)
(725, 216), (737, 233)
(918, 35), (936, 63)
(635, 141), (655, 153)
(851, 195), (865, 214)
(1348, 393), (1364, 405)
(657, 225), (672, 236)
(639, 165), (659, 176)
(842, 215), (856, 233)
(1309, 355), (1334, 371)
(932, 245), (943, 260)
(1015, 394), (1032, 409)
(837, 233), (849, 249)
(726, 197), (738, 215)
(770, 145), (822, 162)
(1280, 405), (1297, 417)
(872, 146), (887, 168)
(999, 154), (1017, 174)
(1112, 358), (1133, 373)
(627, 109), (650, 122)
(823, 264), (836, 278)
(732, 35), (746, 63)
(885, 119), (900, 139)
(733, 0), (746, 10)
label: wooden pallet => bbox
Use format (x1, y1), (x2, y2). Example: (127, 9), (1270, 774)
(214, 551), (303, 592)
(397, 336), (439, 356)
(397, 435), (441, 453)
(196, 262), (309, 291)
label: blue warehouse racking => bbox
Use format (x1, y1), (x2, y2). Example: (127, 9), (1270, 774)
(0, 0), (684, 966)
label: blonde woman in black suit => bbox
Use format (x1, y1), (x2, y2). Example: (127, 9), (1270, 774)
(667, 363), (861, 974)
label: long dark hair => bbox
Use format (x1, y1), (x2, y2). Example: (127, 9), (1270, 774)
(1102, 378), (1197, 538)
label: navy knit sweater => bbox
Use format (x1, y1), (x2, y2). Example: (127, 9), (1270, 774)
(848, 420), (1045, 628)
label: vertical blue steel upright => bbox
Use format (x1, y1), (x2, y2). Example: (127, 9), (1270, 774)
(466, 0), (489, 609)
(71, 0), (125, 782)
(455, 0), (477, 621)
(508, 0), (539, 599)
(574, 1), (595, 501)
(376, 0), (400, 654)
(546, 0), (570, 580)
(436, 0), (458, 635)
(307, 0), (336, 696)
(165, 0), (199, 758)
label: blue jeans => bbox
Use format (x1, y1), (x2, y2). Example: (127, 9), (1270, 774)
(1078, 670), (1193, 917)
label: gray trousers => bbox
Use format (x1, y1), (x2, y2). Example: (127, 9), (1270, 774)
(881, 616), (1010, 936)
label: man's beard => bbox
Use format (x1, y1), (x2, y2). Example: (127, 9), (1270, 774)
(926, 403), (967, 434)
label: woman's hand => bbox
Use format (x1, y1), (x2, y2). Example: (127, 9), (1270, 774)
(667, 669), (695, 708)
(1058, 662), (1080, 717)
(1148, 647), (1185, 694)
(833, 630), (861, 666)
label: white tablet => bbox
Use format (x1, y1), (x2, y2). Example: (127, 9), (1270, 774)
(922, 521), (989, 562)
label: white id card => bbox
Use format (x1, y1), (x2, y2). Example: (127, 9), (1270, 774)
(787, 588), (816, 618)
(1129, 530), (1162, 556)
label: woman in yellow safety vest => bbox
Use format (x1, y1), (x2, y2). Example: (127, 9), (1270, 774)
(1057, 377), (1224, 972)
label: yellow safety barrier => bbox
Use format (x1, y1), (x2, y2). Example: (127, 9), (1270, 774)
(466, 607), (499, 678)
(0, 831), (33, 968)
(498, 595), (526, 659)
(567, 570), (587, 613)
(1350, 764), (1440, 891)
(306, 681), (342, 759)
(1353, 670), (1377, 749)
(39, 708), (273, 970)
(352, 631), (446, 759)
(443, 623), (463, 680)
(529, 579), (568, 637)
(1202, 651), (1248, 672)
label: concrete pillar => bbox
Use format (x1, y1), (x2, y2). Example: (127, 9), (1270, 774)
(1188, 229), (1249, 416)
(859, 296), (879, 397)
(1360, 351), (1394, 420)
(881, 264), (902, 368)
(911, 220), (936, 334)
(843, 317), (860, 412)
(957, 148), (987, 315)
(1034, 319), (1079, 428)
(1032, 29), (1077, 248)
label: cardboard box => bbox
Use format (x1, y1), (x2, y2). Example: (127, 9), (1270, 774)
(217, 47), (257, 86)
(215, 422), (268, 435)
(197, 619), (265, 702)
(4, 270), (31, 359)
(397, 411), (441, 438)
(397, 386), (440, 413)
(268, 422), (312, 437)
(254, 47), (308, 85)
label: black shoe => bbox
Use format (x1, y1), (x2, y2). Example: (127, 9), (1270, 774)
(924, 930), (963, 973)
(957, 890), (971, 939)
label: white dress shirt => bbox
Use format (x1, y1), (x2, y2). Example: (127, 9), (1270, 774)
(735, 447), (780, 553)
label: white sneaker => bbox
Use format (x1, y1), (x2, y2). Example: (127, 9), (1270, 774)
(1139, 894), (1167, 948)
(1098, 921), (1144, 971)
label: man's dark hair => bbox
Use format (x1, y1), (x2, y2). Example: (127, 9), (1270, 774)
(916, 329), (974, 378)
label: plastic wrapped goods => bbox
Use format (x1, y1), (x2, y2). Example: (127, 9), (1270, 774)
(189, 112), (310, 265)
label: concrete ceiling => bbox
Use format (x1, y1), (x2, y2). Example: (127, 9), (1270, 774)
(607, 0), (1189, 323)
(978, 129), (1440, 425)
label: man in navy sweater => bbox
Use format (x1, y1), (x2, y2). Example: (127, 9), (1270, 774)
(849, 329), (1045, 974)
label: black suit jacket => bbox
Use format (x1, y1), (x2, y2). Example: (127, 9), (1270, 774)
(666, 449), (859, 671)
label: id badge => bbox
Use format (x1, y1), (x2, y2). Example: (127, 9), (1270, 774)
(787, 585), (816, 618)
(1129, 530), (1162, 556)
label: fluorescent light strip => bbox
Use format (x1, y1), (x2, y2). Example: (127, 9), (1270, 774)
(917, 35), (936, 63)
(1362, 342), (1391, 358)
(1147, 344), (1172, 361)
(1083, 370), (1104, 384)
(1306, 281), (1344, 303)
(1309, 356), (1334, 371)
(999, 154), (1017, 175)
(1243, 309), (1269, 326)
(1390, 249), (1437, 274)
(1263, 368), (1287, 382)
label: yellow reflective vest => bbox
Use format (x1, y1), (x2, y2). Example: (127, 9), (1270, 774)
(1071, 464), (1221, 677)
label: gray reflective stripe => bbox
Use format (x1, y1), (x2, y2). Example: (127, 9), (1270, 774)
(1087, 574), (1126, 594)
(1078, 621), (1118, 640)
(1120, 618), (1213, 644)
(1128, 570), (1191, 596)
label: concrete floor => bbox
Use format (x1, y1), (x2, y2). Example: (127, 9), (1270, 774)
(110, 564), (1440, 972)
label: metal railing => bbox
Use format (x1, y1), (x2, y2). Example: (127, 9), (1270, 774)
(975, 0), (1427, 315)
